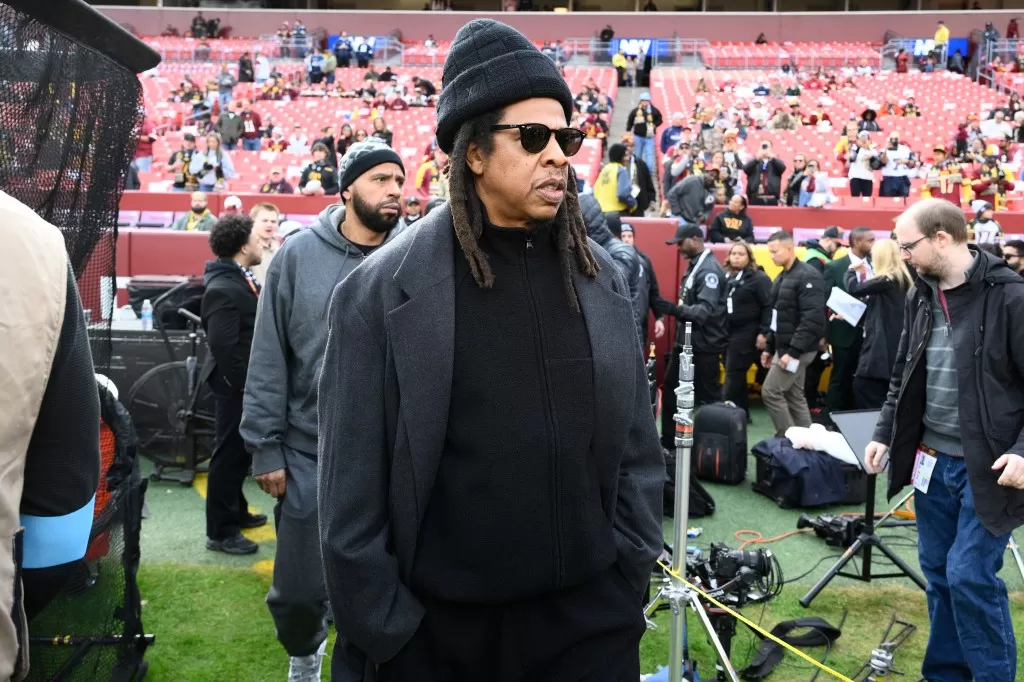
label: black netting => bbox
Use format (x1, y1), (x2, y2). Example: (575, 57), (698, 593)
(0, 2), (144, 373)
(27, 386), (151, 682)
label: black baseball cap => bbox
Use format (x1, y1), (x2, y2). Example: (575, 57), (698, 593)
(666, 224), (705, 245)
(822, 226), (847, 245)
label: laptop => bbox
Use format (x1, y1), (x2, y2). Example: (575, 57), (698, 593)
(830, 409), (883, 473)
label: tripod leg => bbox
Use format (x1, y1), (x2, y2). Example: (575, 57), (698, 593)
(1008, 536), (1024, 582)
(872, 537), (927, 590)
(687, 594), (739, 682)
(799, 536), (867, 608)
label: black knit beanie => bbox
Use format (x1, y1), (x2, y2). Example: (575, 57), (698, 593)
(338, 138), (405, 195)
(435, 19), (574, 154)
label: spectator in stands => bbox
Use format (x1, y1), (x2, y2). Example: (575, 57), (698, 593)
(372, 116), (394, 147)
(621, 133), (656, 216)
(215, 102), (244, 151)
(949, 49), (965, 73)
(287, 124), (310, 155)
(708, 194), (754, 243)
(260, 168), (293, 195)
(134, 114), (156, 173)
(743, 141), (786, 206)
(249, 202), (282, 284)
(1009, 17), (1019, 39)
(847, 131), (879, 197)
(190, 133), (235, 192)
(896, 48), (910, 73)
(168, 133), (198, 192)
(723, 240), (772, 417)
(378, 66), (397, 82)
(668, 167), (718, 228)
(858, 108), (881, 133)
(404, 196), (423, 225)
(222, 195), (243, 217)
(363, 63), (380, 81)
(982, 110), (1013, 139)
(968, 200), (1003, 244)
(934, 20), (949, 47)
(298, 143), (340, 196)
(238, 53), (254, 84)
(783, 154), (807, 207)
(354, 128), (368, 143)
(798, 159), (835, 207)
(244, 138), (406, 682)
(238, 99), (262, 152)
(902, 97), (922, 117)
(414, 148), (447, 200)
(355, 41), (372, 68)
(323, 49), (338, 85)
(595, 144), (637, 215)
(216, 64), (236, 112)
(626, 94), (662, 177)
(660, 112), (687, 154)
(336, 124), (354, 156)
(172, 192), (216, 232)
(191, 12), (207, 38)
(253, 50), (270, 85)
(769, 106), (796, 131)
(761, 231), (827, 436)
(314, 126), (340, 168)
(201, 213), (266, 557)
(880, 133), (913, 198)
(306, 49), (327, 84)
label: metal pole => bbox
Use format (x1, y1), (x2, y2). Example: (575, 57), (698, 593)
(668, 322), (694, 682)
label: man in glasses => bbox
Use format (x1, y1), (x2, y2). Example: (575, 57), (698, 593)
(1002, 238), (1024, 274)
(865, 198), (1024, 682)
(317, 18), (663, 682)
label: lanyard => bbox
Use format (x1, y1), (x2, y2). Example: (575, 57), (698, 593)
(684, 249), (711, 294)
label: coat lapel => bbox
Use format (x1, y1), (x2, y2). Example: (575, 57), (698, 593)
(573, 267), (638, 484)
(387, 209), (456, 525)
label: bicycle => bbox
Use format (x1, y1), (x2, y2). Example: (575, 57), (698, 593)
(125, 281), (215, 486)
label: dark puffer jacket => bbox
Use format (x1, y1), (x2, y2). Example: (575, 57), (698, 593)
(579, 194), (642, 341)
(765, 258), (826, 357)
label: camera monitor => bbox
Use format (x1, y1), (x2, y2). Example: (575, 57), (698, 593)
(830, 409), (882, 473)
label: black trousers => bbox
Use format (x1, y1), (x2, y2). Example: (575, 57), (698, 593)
(854, 376), (890, 410)
(749, 196), (779, 206)
(724, 349), (759, 414)
(826, 339), (861, 413)
(803, 352), (827, 411)
(850, 178), (873, 197)
(206, 393), (252, 541)
(661, 347), (722, 450)
(377, 565), (645, 682)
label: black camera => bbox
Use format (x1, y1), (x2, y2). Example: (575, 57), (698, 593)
(685, 542), (781, 608)
(708, 542), (772, 581)
(797, 513), (862, 548)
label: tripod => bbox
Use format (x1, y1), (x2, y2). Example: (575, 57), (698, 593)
(644, 323), (739, 682)
(801, 478), (926, 607)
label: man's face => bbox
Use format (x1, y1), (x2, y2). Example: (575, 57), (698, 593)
(768, 239), (792, 267)
(620, 230), (634, 246)
(241, 226), (264, 267)
(820, 237), (837, 255)
(469, 98), (570, 227)
(345, 163), (405, 233)
(894, 215), (944, 278)
(190, 192), (207, 213)
(793, 156), (806, 171)
(679, 237), (702, 259)
(270, 170), (282, 184)
(1004, 246), (1023, 272)
(406, 200), (421, 217)
(184, 138), (196, 151)
(251, 209), (279, 242)
(852, 232), (875, 258)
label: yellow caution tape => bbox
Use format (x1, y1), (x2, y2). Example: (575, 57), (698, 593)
(656, 560), (855, 682)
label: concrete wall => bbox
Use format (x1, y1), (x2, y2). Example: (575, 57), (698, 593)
(99, 6), (1018, 43)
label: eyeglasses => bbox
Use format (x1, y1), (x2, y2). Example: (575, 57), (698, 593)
(898, 235), (929, 254)
(491, 123), (586, 157)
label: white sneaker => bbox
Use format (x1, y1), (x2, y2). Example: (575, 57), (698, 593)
(288, 639), (326, 682)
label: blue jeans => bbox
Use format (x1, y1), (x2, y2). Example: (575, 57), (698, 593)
(134, 156), (152, 172)
(916, 454), (1016, 682)
(218, 91), (232, 110)
(633, 136), (655, 178)
(242, 138), (261, 152)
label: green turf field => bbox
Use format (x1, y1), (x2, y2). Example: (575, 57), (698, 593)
(133, 405), (1024, 681)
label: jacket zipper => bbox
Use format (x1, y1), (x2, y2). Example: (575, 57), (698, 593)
(892, 297), (930, 438)
(522, 236), (563, 587)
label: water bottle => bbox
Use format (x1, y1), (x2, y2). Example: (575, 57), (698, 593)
(140, 299), (154, 332)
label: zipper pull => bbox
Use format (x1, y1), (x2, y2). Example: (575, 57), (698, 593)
(526, 236), (533, 250)
(944, 323), (950, 337)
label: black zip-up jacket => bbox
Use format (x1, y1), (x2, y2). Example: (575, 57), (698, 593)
(844, 272), (907, 380)
(579, 194), (642, 341)
(872, 248), (1024, 536)
(742, 157), (786, 201)
(200, 259), (258, 396)
(299, 160), (340, 195)
(671, 249), (728, 354)
(726, 266), (772, 330)
(765, 258), (826, 357)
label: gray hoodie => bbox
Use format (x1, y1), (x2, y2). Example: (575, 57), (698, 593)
(241, 204), (405, 474)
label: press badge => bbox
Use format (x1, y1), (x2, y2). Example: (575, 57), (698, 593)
(726, 296), (734, 314)
(911, 449), (936, 494)
(770, 309), (778, 332)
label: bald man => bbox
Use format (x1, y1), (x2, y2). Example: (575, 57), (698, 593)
(171, 191), (216, 231)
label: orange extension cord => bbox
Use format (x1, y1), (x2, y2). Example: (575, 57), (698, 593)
(733, 498), (917, 551)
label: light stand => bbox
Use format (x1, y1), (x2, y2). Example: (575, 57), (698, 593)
(800, 482), (925, 608)
(644, 323), (739, 682)
(1007, 536), (1024, 582)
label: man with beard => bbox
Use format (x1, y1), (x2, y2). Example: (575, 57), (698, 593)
(1003, 239), (1024, 273)
(171, 191), (216, 232)
(240, 137), (406, 682)
(866, 199), (1024, 682)
(317, 19), (664, 681)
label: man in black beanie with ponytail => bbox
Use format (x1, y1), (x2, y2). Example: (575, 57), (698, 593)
(318, 18), (664, 682)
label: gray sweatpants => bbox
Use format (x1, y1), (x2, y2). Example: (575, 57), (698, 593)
(761, 350), (818, 437)
(267, 445), (329, 657)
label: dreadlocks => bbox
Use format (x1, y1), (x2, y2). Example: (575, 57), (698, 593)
(445, 110), (600, 313)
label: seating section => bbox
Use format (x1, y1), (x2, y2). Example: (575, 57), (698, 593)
(650, 69), (1001, 203)
(142, 37), (282, 62)
(699, 42), (882, 70)
(140, 65), (616, 201)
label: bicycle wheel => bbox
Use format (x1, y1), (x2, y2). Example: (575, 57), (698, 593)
(126, 361), (215, 471)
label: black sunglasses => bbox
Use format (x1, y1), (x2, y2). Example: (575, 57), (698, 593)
(491, 123), (585, 157)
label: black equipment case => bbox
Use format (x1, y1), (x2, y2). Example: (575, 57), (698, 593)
(693, 402), (747, 484)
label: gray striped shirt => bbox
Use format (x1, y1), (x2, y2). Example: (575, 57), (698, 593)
(921, 295), (963, 456)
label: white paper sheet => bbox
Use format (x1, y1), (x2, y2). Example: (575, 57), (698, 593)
(826, 287), (868, 327)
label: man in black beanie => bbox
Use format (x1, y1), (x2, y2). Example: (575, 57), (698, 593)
(318, 18), (664, 682)
(241, 137), (406, 682)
